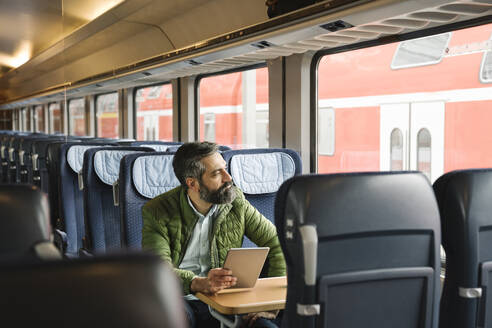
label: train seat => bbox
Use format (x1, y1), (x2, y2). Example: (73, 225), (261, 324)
(0, 184), (60, 262)
(19, 135), (65, 184)
(221, 148), (302, 247)
(433, 169), (492, 328)
(0, 131), (16, 183)
(58, 142), (116, 257)
(82, 147), (155, 253)
(0, 253), (186, 328)
(119, 152), (180, 248)
(275, 172), (441, 328)
(7, 132), (32, 183)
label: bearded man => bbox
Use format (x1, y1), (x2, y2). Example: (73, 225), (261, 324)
(142, 142), (285, 328)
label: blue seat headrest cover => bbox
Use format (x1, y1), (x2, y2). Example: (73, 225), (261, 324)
(94, 150), (143, 185)
(132, 155), (180, 199)
(230, 152), (295, 194)
(67, 145), (103, 173)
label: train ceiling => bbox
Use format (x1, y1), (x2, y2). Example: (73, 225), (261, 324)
(0, 0), (491, 108)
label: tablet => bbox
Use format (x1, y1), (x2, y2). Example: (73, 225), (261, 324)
(222, 247), (269, 289)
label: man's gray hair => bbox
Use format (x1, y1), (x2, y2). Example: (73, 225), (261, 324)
(172, 142), (219, 189)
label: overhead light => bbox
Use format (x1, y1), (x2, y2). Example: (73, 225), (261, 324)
(0, 40), (32, 68)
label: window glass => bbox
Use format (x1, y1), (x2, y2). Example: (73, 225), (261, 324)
(24, 107), (31, 131)
(480, 33), (492, 83)
(68, 98), (86, 136)
(317, 23), (492, 182)
(391, 33), (451, 69)
(96, 92), (119, 138)
(49, 103), (62, 133)
(199, 66), (269, 149)
(318, 107), (335, 156)
(390, 128), (403, 171)
(135, 84), (172, 141)
(417, 128), (432, 180)
(34, 105), (45, 132)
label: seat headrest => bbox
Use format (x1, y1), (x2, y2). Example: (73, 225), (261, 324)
(94, 150), (143, 186)
(230, 152), (295, 194)
(133, 154), (180, 198)
(67, 145), (103, 173)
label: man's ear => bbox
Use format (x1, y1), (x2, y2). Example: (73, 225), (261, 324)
(186, 177), (199, 192)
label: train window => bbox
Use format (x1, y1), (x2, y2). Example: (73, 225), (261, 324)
(34, 105), (45, 132)
(68, 98), (86, 136)
(318, 107), (335, 156)
(390, 128), (403, 171)
(417, 128), (432, 181)
(135, 84), (173, 141)
(198, 66), (269, 149)
(480, 33), (492, 83)
(391, 33), (451, 69)
(49, 103), (62, 133)
(96, 92), (119, 138)
(24, 107), (31, 131)
(316, 23), (492, 182)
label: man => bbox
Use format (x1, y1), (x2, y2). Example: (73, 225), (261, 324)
(142, 142), (285, 328)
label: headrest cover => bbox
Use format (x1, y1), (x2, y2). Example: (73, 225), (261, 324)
(94, 150), (142, 185)
(133, 155), (180, 199)
(67, 145), (103, 173)
(140, 144), (169, 152)
(230, 152), (295, 194)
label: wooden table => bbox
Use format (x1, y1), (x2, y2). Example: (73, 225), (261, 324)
(196, 276), (287, 328)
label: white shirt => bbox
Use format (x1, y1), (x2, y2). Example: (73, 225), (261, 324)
(180, 195), (218, 300)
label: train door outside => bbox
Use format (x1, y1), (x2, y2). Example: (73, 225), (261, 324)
(143, 114), (158, 140)
(380, 101), (444, 182)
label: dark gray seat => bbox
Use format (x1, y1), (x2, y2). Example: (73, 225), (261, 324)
(275, 172), (441, 328)
(0, 184), (60, 262)
(433, 169), (492, 328)
(0, 253), (186, 328)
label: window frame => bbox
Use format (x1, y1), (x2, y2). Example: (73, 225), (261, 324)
(194, 63), (267, 147)
(68, 97), (86, 136)
(310, 18), (492, 173)
(133, 82), (173, 141)
(95, 91), (119, 138)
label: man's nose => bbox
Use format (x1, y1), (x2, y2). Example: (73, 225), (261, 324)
(222, 169), (232, 182)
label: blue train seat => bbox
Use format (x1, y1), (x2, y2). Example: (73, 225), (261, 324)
(58, 142), (115, 257)
(7, 132), (32, 183)
(0, 253), (186, 328)
(119, 152), (180, 248)
(0, 131), (16, 183)
(434, 169), (492, 328)
(221, 148), (302, 247)
(275, 172), (441, 328)
(0, 184), (60, 262)
(82, 146), (155, 253)
(19, 135), (65, 184)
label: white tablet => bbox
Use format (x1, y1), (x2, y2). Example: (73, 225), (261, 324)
(222, 247), (269, 289)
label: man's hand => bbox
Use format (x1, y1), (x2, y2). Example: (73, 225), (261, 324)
(241, 310), (279, 327)
(190, 268), (237, 294)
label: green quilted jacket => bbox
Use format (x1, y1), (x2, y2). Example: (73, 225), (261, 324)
(142, 185), (286, 295)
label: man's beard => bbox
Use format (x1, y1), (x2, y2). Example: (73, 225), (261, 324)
(199, 181), (237, 204)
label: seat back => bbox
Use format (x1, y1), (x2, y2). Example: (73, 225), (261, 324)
(433, 169), (492, 328)
(20, 136), (65, 184)
(276, 172), (441, 328)
(32, 138), (71, 191)
(119, 152), (180, 248)
(0, 253), (186, 328)
(222, 148), (301, 247)
(0, 131), (15, 183)
(0, 184), (60, 262)
(83, 147), (155, 252)
(58, 142), (115, 256)
(7, 133), (32, 183)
